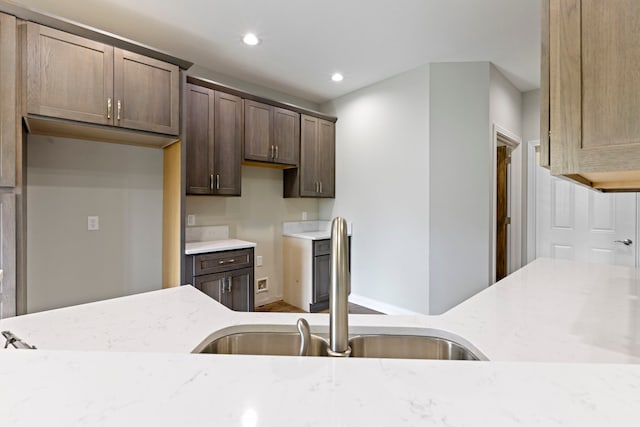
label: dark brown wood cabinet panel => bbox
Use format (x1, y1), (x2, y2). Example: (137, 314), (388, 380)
(185, 86), (242, 196)
(244, 100), (299, 167)
(284, 114), (335, 198)
(26, 23), (180, 137)
(312, 253), (330, 305)
(299, 115), (319, 196)
(187, 248), (254, 312)
(193, 248), (253, 276)
(0, 13), (16, 188)
(227, 267), (254, 312)
(114, 48), (179, 135)
(26, 22), (113, 126)
(244, 100), (272, 163)
(273, 107), (299, 166)
(194, 272), (226, 304)
(317, 119), (335, 197)
(214, 91), (242, 196)
(185, 84), (214, 194)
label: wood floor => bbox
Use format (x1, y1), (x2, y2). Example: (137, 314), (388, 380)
(255, 300), (383, 315)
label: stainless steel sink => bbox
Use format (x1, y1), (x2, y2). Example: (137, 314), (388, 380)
(193, 326), (486, 361)
(348, 334), (481, 360)
(196, 331), (330, 357)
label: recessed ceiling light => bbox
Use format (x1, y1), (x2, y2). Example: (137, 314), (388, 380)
(331, 73), (344, 82)
(242, 33), (260, 46)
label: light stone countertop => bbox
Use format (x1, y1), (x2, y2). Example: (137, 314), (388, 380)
(282, 220), (352, 240)
(1, 258), (639, 425)
(184, 239), (256, 255)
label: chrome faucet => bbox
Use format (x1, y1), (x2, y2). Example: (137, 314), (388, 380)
(327, 217), (351, 357)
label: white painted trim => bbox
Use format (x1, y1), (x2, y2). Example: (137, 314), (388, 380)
(526, 140), (540, 264)
(349, 293), (423, 316)
(490, 124), (523, 285)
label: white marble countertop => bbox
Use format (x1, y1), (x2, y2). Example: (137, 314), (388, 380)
(185, 239), (256, 255)
(282, 220), (352, 240)
(1, 258), (639, 425)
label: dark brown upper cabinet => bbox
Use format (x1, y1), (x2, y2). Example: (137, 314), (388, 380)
(542, 0), (640, 191)
(26, 23), (179, 136)
(186, 83), (242, 196)
(284, 114), (335, 198)
(0, 12), (17, 188)
(244, 100), (299, 167)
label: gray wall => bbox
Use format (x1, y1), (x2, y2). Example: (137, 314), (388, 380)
(429, 62), (491, 315)
(521, 89), (541, 263)
(27, 135), (163, 313)
(320, 64), (430, 314)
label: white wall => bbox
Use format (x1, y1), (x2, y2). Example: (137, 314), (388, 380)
(27, 135), (163, 313)
(186, 166), (319, 307)
(429, 62), (491, 314)
(521, 90), (541, 263)
(319, 64), (430, 314)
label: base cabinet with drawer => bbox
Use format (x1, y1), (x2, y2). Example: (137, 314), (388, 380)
(186, 248), (255, 312)
(283, 237), (349, 313)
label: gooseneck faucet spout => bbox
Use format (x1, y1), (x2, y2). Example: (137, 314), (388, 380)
(328, 217), (351, 357)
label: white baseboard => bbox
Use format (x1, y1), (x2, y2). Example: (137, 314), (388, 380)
(349, 293), (423, 315)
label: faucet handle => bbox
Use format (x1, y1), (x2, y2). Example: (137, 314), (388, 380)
(296, 318), (311, 356)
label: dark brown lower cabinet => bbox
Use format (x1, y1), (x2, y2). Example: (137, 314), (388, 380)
(186, 248), (254, 312)
(309, 238), (349, 313)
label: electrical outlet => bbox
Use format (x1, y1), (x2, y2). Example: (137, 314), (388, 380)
(302, 211), (308, 220)
(87, 216), (99, 231)
(256, 255), (263, 266)
(187, 214), (196, 226)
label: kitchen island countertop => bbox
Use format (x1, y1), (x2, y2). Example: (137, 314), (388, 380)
(1, 258), (639, 426)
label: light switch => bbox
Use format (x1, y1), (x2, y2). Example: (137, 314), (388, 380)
(88, 216), (99, 231)
(256, 256), (263, 266)
(187, 214), (196, 226)
(302, 211), (308, 220)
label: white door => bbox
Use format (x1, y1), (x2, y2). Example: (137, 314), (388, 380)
(536, 166), (636, 266)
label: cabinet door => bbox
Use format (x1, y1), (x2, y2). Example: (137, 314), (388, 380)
(114, 48), (179, 135)
(550, 0), (640, 178)
(186, 84), (215, 194)
(299, 115), (319, 196)
(317, 119), (335, 197)
(227, 267), (254, 312)
(244, 100), (272, 163)
(213, 91), (242, 196)
(0, 193), (15, 318)
(26, 23), (113, 126)
(194, 272), (228, 306)
(0, 13), (16, 187)
(273, 107), (300, 166)
(313, 253), (330, 304)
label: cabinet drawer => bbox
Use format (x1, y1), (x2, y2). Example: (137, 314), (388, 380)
(313, 239), (331, 256)
(193, 248), (253, 275)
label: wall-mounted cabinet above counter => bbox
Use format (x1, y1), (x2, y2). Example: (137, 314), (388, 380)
(541, 0), (640, 191)
(26, 23), (180, 137)
(184, 76), (337, 198)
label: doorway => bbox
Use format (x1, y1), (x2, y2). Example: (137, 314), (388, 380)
(496, 145), (510, 281)
(491, 126), (522, 284)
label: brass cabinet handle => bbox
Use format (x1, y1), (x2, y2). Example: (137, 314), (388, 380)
(117, 100), (121, 121)
(107, 98), (112, 119)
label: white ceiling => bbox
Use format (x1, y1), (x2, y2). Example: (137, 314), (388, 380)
(17, 0), (541, 104)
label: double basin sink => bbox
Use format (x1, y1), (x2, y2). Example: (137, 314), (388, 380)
(193, 325), (486, 361)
